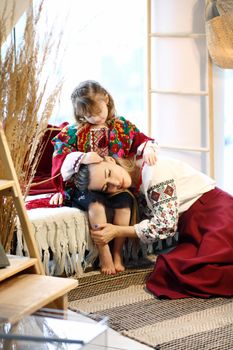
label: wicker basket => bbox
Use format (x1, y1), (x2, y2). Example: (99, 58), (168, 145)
(216, 0), (233, 15)
(206, 0), (233, 69)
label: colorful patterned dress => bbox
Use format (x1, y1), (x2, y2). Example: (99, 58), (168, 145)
(51, 116), (154, 198)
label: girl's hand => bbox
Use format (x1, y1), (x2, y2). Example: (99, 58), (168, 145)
(143, 148), (157, 165)
(82, 152), (103, 165)
(91, 223), (118, 245)
(49, 192), (63, 206)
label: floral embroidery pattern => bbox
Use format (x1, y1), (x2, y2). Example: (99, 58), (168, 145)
(52, 116), (141, 159)
(147, 180), (177, 208)
(108, 117), (140, 158)
(53, 124), (78, 157)
(135, 179), (179, 244)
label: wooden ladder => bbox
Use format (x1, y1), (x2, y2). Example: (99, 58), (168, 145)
(0, 124), (78, 324)
(147, 0), (214, 177)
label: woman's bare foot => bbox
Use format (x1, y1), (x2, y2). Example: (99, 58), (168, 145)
(113, 252), (125, 273)
(99, 245), (116, 275)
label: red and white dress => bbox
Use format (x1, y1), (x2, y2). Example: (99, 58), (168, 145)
(134, 157), (233, 299)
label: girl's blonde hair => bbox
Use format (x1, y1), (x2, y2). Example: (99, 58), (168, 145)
(71, 80), (115, 127)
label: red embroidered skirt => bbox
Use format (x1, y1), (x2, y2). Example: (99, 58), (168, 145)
(146, 188), (233, 299)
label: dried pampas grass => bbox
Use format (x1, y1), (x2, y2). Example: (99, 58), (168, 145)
(0, 0), (63, 251)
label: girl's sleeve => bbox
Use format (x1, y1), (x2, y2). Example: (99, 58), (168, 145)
(61, 151), (85, 181)
(121, 117), (156, 157)
(136, 140), (159, 159)
(134, 179), (179, 244)
(51, 124), (79, 192)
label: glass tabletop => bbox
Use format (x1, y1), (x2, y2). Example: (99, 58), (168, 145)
(0, 307), (108, 349)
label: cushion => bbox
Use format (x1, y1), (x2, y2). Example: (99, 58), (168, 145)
(28, 122), (68, 195)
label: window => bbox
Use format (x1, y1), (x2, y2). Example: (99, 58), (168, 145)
(13, 0), (232, 194)
(223, 70), (233, 194)
(39, 0), (147, 132)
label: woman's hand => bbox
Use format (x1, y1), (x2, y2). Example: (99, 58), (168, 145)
(49, 192), (63, 206)
(82, 152), (103, 165)
(91, 223), (118, 245)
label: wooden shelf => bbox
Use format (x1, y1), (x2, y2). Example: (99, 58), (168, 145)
(149, 89), (208, 96)
(0, 274), (78, 324)
(149, 32), (206, 38)
(0, 255), (38, 282)
(0, 125), (78, 326)
(0, 179), (15, 191)
(160, 145), (210, 153)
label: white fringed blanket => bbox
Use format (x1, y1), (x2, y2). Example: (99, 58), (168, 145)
(16, 197), (178, 276)
(16, 206), (97, 276)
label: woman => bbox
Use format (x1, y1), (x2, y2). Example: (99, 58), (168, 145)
(62, 155), (233, 299)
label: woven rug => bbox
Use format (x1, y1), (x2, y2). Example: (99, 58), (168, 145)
(68, 265), (233, 349)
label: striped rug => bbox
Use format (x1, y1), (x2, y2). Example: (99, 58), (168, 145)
(68, 266), (233, 349)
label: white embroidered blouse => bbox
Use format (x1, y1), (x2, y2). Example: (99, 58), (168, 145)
(134, 157), (216, 244)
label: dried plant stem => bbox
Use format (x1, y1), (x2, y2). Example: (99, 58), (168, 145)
(0, 0), (63, 251)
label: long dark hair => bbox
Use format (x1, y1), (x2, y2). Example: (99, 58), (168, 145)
(71, 80), (116, 126)
(73, 157), (140, 193)
(73, 164), (89, 191)
(72, 163), (136, 212)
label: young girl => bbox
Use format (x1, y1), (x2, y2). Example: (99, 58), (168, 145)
(70, 156), (233, 299)
(50, 80), (158, 274)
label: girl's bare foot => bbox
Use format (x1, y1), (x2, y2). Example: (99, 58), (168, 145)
(99, 245), (116, 275)
(113, 252), (125, 273)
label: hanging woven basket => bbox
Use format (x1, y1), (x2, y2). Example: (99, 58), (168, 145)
(206, 0), (233, 69)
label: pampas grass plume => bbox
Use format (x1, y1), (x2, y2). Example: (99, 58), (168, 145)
(0, 0), (63, 251)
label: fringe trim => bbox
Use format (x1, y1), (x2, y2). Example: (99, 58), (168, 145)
(16, 207), (178, 276)
(16, 207), (92, 276)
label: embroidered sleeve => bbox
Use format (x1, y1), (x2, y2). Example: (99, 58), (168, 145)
(134, 179), (179, 244)
(52, 124), (78, 156)
(61, 152), (85, 181)
(108, 116), (155, 158)
(123, 117), (155, 157)
(51, 124), (78, 190)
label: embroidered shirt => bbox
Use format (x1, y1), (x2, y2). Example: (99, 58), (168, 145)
(134, 156), (216, 244)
